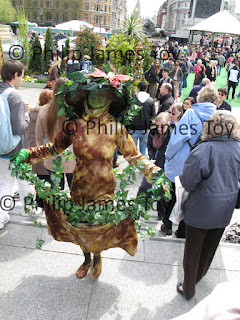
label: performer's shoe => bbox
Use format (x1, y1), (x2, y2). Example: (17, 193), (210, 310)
(90, 256), (102, 280)
(76, 261), (91, 279)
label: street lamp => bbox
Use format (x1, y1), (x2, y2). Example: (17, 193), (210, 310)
(99, 9), (103, 34)
(40, 9), (43, 24)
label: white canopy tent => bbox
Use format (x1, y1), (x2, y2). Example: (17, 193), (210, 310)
(188, 10), (240, 36)
(55, 20), (93, 31)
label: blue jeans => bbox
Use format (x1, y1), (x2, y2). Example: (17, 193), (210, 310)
(179, 81), (183, 96)
(128, 130), (149, 156)
(217, 65), (222, 75)
(182, 73), (188, 88)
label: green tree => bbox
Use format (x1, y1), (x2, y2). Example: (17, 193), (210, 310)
(75, 27), (102, 66)
(42, 28), (55, 73)
(28, 34), (42, 73)
(119, 10), (145, 41)
(101, 33), (153, 75)
(16, 8), (30, 66)
(0, 0), (15, 24)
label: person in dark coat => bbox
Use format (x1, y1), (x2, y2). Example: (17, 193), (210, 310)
(137, 112), (172, 219)
(155, 82), (174, 114)
(177, 110), (240, 300)
(193, 65), (205, 86)
(217, 87), (232, 111)
(156, 67), (175, 99)
(189, 78), (211, 103)
(144, 59), (162, 98)
(127, 81), (156, 155)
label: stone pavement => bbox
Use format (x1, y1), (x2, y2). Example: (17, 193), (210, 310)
(0, 87), (240, 320)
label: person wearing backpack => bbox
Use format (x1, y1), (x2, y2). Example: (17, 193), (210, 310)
(80, 55), (92, 72)
(0, 60), (34, 229)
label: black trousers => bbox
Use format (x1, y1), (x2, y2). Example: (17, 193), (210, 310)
(163, 182), (176, 229)
(183, 224), (225, 298)
(228, 80), (237, 99)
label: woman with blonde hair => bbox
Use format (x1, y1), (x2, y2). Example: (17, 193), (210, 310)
(206, 60), (217, 82)
(36, 78), (76, 189)
(177, 110), (240, 300)
(144, 58), (162, 98)
(168, 102), (183, 125)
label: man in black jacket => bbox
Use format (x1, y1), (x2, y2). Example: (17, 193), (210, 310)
(155, 83), (174, 114)
(156, 68), (175, 98)
(127, 81), (156, 156)
(217, 87), (231, 111)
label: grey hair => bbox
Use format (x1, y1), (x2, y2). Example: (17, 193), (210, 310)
(201, 110), (240, 141)
(201, 78), (211, 85)
(197, 85), (219, 105)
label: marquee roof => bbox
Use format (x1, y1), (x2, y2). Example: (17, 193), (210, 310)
(189, 10), (240, 36)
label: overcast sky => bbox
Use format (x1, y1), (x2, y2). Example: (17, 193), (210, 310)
(127, 0), (164, 18)
(127, 0), (240, 18)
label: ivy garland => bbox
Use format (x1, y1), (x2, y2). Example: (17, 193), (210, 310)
(9, 151), (172, 241)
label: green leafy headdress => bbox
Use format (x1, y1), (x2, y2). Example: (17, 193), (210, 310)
(56, 66), (141, 125)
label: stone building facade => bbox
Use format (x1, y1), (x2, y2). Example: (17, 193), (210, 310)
(156, 0), (168, 28)
(163, 0), (232, 40)
(11, 0), (127, 29)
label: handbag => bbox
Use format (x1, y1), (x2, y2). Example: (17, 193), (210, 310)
(46, 80), (55, 88)
(169, 176), (188, 224)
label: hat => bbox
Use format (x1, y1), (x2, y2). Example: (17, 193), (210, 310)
(56, 66), (139, 125)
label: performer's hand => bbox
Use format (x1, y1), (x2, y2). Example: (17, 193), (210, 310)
(16, 149), (29, 167)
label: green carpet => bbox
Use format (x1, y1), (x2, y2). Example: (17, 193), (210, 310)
(180, 68), (240, 108)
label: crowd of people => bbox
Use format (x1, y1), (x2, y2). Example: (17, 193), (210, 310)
(0, 36), (240, 301)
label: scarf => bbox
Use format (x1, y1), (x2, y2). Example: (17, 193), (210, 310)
(153, 132), (163, 150)
(82, 97), (111, 121)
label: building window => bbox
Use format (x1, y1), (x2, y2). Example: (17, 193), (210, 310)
(46, 1), (52, 8)
(85, 14), (89, 22)
(56, 14), (59, 22)
(185, 2), (187, 7)
(104, 16), (106, 25)
(46, 12), (52, 20)
(105, 5), (107, 12)
(75, 3), (79, 9)
(85, 2), (89, 10)
(96, 15), (99, 23)
(109, 6), (111, 12)
(95, 4), (100, 11)
(64, 3), (67, 9)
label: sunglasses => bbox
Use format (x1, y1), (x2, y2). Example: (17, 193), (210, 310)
(168, 110), (176, 116)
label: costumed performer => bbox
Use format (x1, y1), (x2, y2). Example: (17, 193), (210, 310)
(14, 69), (171, 280)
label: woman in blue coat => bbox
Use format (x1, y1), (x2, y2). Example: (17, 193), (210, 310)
(177, 110), (240, 300)
(162, 85), (218, 237)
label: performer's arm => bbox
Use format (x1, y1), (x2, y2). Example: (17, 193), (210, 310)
(117, 125), (160, 184)
(25, 128), (74, 165)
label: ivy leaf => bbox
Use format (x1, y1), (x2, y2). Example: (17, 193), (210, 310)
(36, 238), (44, 249)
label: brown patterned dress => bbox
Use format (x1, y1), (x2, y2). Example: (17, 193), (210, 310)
(26, 112), (160, 256)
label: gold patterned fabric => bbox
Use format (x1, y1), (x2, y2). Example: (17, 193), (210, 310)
(26, 113), (161, 255)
